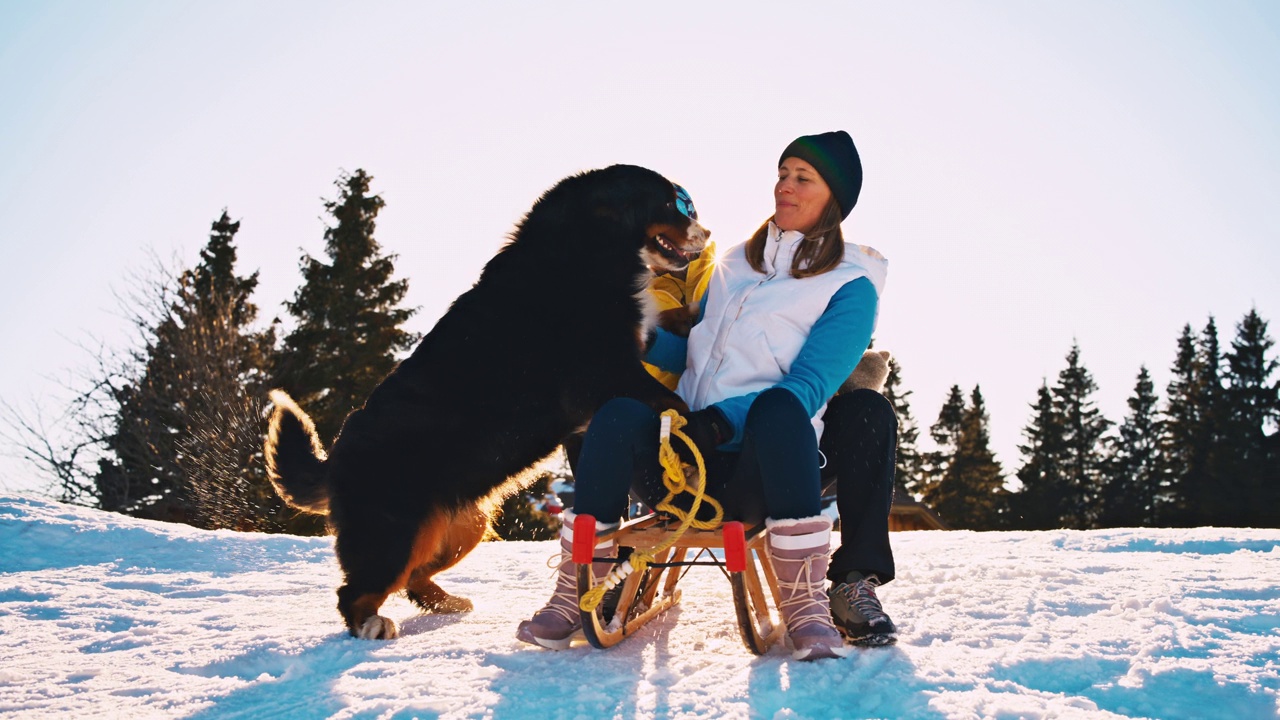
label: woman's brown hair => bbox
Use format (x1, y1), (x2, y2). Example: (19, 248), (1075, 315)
(744, 197), (845, 278)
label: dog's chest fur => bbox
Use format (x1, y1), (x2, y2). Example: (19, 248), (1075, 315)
(634, 268), (660, 343)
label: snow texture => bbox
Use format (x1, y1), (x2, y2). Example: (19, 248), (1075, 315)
(1, 495), (1278, 719)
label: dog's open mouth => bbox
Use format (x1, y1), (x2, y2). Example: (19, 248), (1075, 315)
(652, 232), (701, 266)
(643, 217), (708, 273)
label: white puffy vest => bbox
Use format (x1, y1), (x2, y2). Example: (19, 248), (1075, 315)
(676, 223), (888, 439)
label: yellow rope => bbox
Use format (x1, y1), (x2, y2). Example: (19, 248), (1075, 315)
(579, 409), (724, 612)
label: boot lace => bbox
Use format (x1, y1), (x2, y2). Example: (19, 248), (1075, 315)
(536, 543), (614, 625)
(534, 553), (584, 624)
(835, 576), (890, 626)
(776, 554), (831, 632)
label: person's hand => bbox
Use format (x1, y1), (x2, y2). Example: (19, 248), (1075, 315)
(675, 407), (731, 466)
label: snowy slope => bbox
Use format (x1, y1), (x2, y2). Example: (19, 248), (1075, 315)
(1, 495), (1277, 719)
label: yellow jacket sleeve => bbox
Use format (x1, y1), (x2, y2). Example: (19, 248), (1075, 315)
(643, 242), (716, 390)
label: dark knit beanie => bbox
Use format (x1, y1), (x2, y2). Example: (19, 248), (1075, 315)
(778, 131), (862, 219)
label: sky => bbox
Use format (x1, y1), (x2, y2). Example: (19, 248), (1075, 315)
(1, 1), (1279, 494)
(2, 494), (1278, 717)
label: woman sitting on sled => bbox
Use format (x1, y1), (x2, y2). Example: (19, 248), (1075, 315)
(518, 131), (899, 661)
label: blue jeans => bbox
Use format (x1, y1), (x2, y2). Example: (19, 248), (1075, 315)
(569, 387), (897, 584)
(573, 388), (823, 525)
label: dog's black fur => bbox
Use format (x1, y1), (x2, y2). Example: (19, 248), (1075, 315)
(265, 165), (707, 639)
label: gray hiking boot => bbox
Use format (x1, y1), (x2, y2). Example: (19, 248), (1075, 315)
(828, 572), (897, 643)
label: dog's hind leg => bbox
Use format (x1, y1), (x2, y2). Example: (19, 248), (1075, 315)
(405, 503), (488, 614)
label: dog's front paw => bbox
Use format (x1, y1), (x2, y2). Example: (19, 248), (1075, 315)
(356, 615), (399, 640)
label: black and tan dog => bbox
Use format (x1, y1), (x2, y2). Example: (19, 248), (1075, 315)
(265, 165), (708, 639)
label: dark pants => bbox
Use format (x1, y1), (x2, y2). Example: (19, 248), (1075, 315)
(569, 387), (897, 584)
(820, 389), (897, 584)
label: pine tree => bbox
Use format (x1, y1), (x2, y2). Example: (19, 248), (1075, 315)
(1224, 309), (1279, 436)
(1099, 366), (1168, 527)
(883, 356), (922, 498)
(1010, 381), (1068, 529)
(96, 212), (286, 528)
(274, 169), (420, 444)
(1163, 324), (1203, 525)
(927, 386), (1006, 529)
(921, 384), (966, 504)
(1219, 308), (1280, 526)
(1198, 319), (1231, 522)
(190, 212), (261, 328)
(1052, 342), (1112, 528)
(1164, 321), (1225, 526)
(492, 472), (561, 541)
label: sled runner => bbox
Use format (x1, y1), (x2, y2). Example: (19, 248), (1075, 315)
(570, 512), (785, 655)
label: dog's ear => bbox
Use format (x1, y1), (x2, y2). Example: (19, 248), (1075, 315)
(587, 165), (672, 230)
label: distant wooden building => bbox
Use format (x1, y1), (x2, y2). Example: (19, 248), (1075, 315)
(889, 493), (948, 531)
(825, 491), (948, 532)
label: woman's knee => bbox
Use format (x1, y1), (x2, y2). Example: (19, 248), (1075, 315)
(746, 387), (808, 427)
(590, 397), (659, 434)
(825, 390), (897, 449)
(830, 389), (895, 427)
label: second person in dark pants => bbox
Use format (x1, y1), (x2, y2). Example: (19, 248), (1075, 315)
(820, 388), (898, 641)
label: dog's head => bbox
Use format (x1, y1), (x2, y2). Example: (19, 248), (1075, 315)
(638, 179), (710, 274)
(572, 165), (711, 274)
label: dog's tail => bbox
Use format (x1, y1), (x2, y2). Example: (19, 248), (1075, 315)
(264, 389), (331, 515)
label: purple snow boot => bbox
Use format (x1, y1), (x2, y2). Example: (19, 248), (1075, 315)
(516, 511), (616, 650)
(766, 515), (850, 661)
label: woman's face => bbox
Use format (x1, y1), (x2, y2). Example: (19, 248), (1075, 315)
(774, 157), (832, 234)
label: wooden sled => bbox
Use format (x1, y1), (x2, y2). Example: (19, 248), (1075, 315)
(571, 513), (785, 654)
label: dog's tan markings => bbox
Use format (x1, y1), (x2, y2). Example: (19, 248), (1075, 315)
(341, 506), (484, 636)
(400, 504), (486, 615)
(406, 573), (473, 613)
(657, 304), (699, 338)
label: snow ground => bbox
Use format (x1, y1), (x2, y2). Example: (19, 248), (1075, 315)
(1, 495), (1277, 719)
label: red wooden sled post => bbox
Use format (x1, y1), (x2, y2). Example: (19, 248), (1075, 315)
(572, 513), (597, 564)
(722, 521), (747, 572)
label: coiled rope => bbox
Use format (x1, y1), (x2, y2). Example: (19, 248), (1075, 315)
(579, 409), (724, 612)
